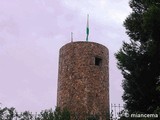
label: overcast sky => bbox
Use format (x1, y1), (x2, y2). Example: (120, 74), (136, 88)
(0, 0), (131, 113)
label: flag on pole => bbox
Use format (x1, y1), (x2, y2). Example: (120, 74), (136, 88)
(86, 14), (89, 42)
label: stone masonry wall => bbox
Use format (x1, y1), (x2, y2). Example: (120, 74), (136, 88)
(57, 41), (109, 119)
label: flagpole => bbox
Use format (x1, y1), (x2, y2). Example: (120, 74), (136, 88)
(86, 14), (89, 42)
(71, 32), (73, 42)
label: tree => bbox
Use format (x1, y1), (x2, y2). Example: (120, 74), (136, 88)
(115, 0), (160, 114)
(0, 106), (71, 120)
(86, 114), (99, 120)
(0, 107), (18, 120)
(19, 111), (33, 120)
(36, 109), (54, 120)
(53, 107), (70, 120)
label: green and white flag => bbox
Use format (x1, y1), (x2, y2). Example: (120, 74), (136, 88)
(86, 14), (89, 41)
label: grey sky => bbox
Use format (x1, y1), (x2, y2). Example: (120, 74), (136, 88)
(0, 0), (131, 113)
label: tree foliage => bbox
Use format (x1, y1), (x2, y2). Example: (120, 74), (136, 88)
(0, 106), (70, 120)
(0, 106), (111, 120)
(115, 0), (160, 114)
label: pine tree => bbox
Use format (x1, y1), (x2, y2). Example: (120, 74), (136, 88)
(115, 0), (160, 114)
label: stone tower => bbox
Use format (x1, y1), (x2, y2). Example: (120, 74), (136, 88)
(57, 41), (109, 119)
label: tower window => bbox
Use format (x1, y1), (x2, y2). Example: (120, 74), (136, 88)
(95, 57), (102, 66)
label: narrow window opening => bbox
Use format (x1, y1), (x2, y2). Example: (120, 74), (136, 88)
(95, 57), (102, 66)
